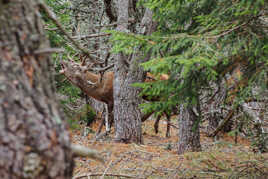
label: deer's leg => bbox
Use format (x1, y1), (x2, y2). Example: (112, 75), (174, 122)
(165, 112), (171, 138)
(96, 117), (105, 136)
(154, 115), (161, 134)
(95, 103), (113, 140)
(104, 104), (110, 132)
(96, 107), (106, 136)
(107, 103), (114, 132)
(141, 111), (154, 122)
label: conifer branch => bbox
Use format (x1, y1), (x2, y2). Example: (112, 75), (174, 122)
(38, 1), (104, 64)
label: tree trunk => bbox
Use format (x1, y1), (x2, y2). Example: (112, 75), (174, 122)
(206, 83), (226, 134)
(206, 81), (234, 135)
(178, 104), (201, 154)
(0, 1), (73, 178)
(113, 1), (156, 143)
(113, 0), (140, 143)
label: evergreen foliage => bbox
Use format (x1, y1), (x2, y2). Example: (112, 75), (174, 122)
(43, 0), (85, 127)
(43, 0), (82, 102)
(44, 0), (72, 47)
(109, 0), (268, 116)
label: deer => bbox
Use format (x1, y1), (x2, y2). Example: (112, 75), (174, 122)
(60, 59), (173, 138)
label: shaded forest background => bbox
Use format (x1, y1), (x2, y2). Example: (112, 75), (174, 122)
(0, 0), (267, 178)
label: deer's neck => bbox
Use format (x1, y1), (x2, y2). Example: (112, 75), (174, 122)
(80, 71), (114, 104)
(85, 71), (99, 83)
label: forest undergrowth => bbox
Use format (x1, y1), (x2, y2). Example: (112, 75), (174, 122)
(70, 117), (268, 179)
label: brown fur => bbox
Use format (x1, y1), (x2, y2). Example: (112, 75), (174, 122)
(60, 60), (168, 105)
(60, 60), (171, 137)
(60, 61), (114, 105)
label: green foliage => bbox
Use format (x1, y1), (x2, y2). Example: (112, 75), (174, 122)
(43, 0), (81, 98)
(109, 0), (268, 115)
(110, 1), (268, 153)
(43, 0), (87, 123)
(58, 83), (81, 104)
(61, 103), (79, 129)
(43, 0), (72, 47)
(62, 103), (96, 130)
(76, 104), (96, 125)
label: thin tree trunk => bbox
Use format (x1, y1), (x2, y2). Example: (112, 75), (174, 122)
(0, 1), (73, 178)
(178, 104), (201, 154)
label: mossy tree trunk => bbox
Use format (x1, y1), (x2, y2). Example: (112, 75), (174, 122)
(0, 1), (73, 178)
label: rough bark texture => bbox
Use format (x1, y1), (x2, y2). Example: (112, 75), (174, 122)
(104, 0), (117, 22)
(206, 83), (227, 134)
(113, 0), (138, 143)
(113, 2), (156, 143)
(0, 1), (73, 178)
(178, 104), (201, 154)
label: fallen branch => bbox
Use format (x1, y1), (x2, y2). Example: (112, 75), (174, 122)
(34, 48), (64, 54)
(101, 159), (113, 179)
(73, 173), (143, 179)
(207, 109), (234, 137)
(95, 131), (110, 141)
(70, 144), (104, 164)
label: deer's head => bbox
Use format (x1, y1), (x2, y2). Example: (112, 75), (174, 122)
(60, 59), (99, 89)
(60, 57), (114, 104)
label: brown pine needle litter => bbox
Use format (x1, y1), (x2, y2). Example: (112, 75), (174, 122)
(71, 119), (268, 179)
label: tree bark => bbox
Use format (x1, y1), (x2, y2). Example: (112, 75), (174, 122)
(178, 104), (201, 154)
(206, 83), (227, 134)
(113, 0), (140, 143)
(0, 1), (73, 178)
(113, 0), (155, 143)
(104, 0), (117, 22)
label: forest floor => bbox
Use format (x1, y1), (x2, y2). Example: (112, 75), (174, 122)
(70, 118), (268, 179)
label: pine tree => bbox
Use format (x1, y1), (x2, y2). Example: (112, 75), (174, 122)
(109, 0), (268, 153)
